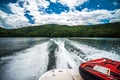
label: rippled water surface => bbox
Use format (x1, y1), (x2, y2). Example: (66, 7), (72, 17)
(0, 38), (120, 80)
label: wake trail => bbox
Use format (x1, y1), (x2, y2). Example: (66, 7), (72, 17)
(0, 42), (50, 80)
(68, 39), (120, 61)
(1, 38), (120, 80)
(51, 38), (83, 69)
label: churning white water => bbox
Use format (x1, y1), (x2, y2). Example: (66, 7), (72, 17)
(0, 38), (120, 80)
(1, 42), (50, 80)
(68, 39), (120, 61)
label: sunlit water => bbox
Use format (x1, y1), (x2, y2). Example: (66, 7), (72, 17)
(0, 38), (120, 80)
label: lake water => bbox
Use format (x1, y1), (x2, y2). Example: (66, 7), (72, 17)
(0, 38), (120, 80)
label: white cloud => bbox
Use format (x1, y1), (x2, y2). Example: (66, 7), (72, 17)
(110, 9), (120, 22)
(21, 0), (50, 23)
(9, 3), (25, 15)
(58, 0), (88, 9)
(0, 8), (30, 28)
(31, 9), (120, 26)
(22, 0), (49, 10)
(50, 0), (57, 3)
(0, 2), (31, 28)
(5, 14), (30, 28)
(0, 0), (120, 29)
(19, 0), (50, 8)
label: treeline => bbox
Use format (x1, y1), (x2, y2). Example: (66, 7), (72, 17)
(0, 22), (120, 37)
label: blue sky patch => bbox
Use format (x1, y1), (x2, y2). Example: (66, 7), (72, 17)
(100, 19), (110, 23)
(24, 10), (35, 24)
(76, 0), (120, 11)
(0, 5), (13, 14)
(0, 0), (17, 4)
(45, 1), (69, 14)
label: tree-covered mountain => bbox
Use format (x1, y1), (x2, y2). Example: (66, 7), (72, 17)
(0, 22), (120, 37)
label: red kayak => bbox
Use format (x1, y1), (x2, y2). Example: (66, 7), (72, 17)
(79, 58), (120, 80)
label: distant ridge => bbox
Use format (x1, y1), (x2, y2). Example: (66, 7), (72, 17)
(0, 22), (120, 37)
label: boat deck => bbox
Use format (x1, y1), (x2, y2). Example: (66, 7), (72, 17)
(39, 69), (83, 80)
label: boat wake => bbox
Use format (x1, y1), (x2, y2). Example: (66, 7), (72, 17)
(0, 38), (120, 80)
(1, 42), (50, 80)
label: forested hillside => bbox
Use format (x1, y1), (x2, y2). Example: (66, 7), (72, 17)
(0, 22), (120, 37)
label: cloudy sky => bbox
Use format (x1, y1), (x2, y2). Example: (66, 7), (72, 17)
(0, 0), (120, 28)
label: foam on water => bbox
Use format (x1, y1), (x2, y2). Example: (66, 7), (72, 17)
(1, 42), (50, 80)
(0, 38), (120, 80)
(52, 38), (83, 69)
(68, 40), (120, 61)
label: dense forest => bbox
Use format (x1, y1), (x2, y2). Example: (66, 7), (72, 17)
(0, 22), (120, 37)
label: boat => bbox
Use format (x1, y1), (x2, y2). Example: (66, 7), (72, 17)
(39, 69), (83, 80)
(79, 58), (120, 80)
(39, 58), (120, 80)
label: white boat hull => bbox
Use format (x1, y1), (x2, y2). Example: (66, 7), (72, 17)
(39, 69), (83, 80)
